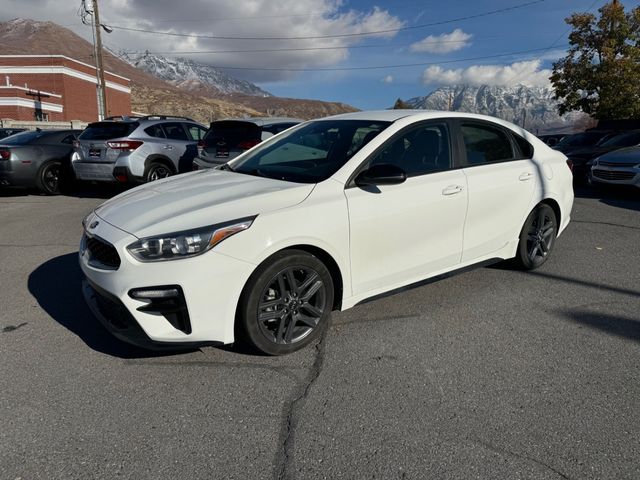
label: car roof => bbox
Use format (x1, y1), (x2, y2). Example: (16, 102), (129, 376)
(315, 109), (536, 128)
(213, 117), (302, 126)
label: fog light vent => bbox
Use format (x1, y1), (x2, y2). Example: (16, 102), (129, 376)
(128, 285), (192, 334)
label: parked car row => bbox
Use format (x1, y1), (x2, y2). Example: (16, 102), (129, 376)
(538, 129), (640, 189)
(0, 115), (302, 194)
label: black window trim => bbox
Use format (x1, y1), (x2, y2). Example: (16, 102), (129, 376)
(453, 118), (533, 168)
(345, 118), (461, 189)
(185, 122), (207, 141)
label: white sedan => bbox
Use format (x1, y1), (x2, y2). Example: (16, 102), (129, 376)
(80, 111), (574, 355)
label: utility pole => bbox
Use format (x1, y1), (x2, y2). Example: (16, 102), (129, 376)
(92, 0), (108, 120)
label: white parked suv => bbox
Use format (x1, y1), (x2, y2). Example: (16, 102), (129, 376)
(72, 116), (207, 183)
(80, 110), (574, 355)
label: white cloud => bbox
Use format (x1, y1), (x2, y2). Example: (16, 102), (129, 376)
(0, 0), (404, 82)
(422, 60), (551, 87)
(381, 75), (394, 84)
(410, 29), (472, 54)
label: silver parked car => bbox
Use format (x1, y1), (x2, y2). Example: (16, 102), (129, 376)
(590, 146), (640, 188)
(72, 116), (207, 183)
(192, 117), (301, 170)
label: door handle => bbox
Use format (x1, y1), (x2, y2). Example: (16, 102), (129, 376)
(442, 185), (464, 196)
(163, 145), (174, 150)
(519, 172), (533, 181)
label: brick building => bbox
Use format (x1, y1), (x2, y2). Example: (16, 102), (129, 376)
(0, 55), (131, 122)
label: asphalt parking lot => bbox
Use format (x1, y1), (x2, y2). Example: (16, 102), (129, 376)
(1, 185), (639, 480)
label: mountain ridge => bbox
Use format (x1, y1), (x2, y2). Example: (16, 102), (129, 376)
(404, 84), (592, 134)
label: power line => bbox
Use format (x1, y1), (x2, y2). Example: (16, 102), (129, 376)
(137, 46), (567, 72)
(106, 0), (548, 41)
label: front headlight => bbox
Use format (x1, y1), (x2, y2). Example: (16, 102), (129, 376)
(127, 216), (256, 262)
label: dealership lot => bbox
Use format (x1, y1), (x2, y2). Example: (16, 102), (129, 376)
(0, 186), (638, 480)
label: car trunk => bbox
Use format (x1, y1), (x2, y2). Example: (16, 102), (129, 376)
(77, 122), (139, 163)
(202, 121), (261, 161)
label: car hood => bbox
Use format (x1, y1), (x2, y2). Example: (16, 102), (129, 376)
(596, 147), (640, 165)
(94, 169), (315, 238)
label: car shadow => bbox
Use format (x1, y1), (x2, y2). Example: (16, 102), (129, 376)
(28, 253), (194, 359)
(558, 308), (640, 343)
(574, 185), (640, 212)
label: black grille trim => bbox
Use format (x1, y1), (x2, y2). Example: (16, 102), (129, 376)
(592, 169), (637, 181)
(84, 233), (121, 270)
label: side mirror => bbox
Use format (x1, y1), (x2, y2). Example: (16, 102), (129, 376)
(355, 163), (407, 187)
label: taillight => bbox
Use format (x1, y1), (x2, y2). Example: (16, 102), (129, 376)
(238, 139), (261, 150)
(197, 140), (205, 157)
(106, 140), (143, 151)
(566, 159), (573, 172)
(0, 149), (10, 160)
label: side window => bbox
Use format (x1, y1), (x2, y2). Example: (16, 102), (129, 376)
(162, 123), (189, 141)
(513, 133), (534, 159)
(186, 124), (206, 141)
(144, 124), (166, 138)
(461, 123), (514, 164)
(369, 123), (451, 177)
(60, 134), (76, 144)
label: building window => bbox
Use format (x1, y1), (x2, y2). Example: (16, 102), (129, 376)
(35, 112), (49, 122)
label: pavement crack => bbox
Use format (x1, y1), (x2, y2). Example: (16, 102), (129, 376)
(474, 438), (572, 480)
(2, 322), (28, 333)
(274, 324), (329, 480)
(572, 220), (640, 231)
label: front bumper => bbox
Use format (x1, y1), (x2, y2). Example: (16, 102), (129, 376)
(79, 213), (256, 347)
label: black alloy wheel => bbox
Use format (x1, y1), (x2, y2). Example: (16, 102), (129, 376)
(238, 250), (334, 355)
(514, 203), (558, 270)
(37, 160), (62, 195)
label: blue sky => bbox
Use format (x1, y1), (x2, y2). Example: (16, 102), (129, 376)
(2, 0), (640, 109)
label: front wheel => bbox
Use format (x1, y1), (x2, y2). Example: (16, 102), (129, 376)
(237, 250), (334, 355)
(513, 203), (558, 270)
(36, 160), (62, 195)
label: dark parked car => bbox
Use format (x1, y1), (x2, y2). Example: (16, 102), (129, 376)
(553, 130), (615, 155)
(0, 129), (82, 194)
(193, 117), (301, 170)
(0, 128), (27, 140)
(538, 134), (567, 147)
(564, 130), (640, 182)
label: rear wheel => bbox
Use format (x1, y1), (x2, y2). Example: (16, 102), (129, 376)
(36, 160), (62, 195)
(144, 162), (173, 182)
(513, 203), (558, 270)
(237, 250), (334, 355)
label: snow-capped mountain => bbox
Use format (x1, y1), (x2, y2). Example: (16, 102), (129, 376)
(404, 85), (590, 134)
(120, 51), (272, 97)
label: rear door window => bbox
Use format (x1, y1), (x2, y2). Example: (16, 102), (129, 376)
(461, 123), (515, 165)
(144, 124), (166, 138)
(162, 123), (189, 141)
(79, 122), (139, 140)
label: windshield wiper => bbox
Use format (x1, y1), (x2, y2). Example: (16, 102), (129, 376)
(218, 163), (234, 172)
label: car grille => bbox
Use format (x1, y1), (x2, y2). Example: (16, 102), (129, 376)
(84, 234), (121, 269)
(592, 169), (637, 181)
(598, 160), (637, 167)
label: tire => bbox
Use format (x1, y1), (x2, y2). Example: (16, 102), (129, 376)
(237, 250), (334, 355)
(513, 203), (558, 270)
(36, 160), (62, 195)
(144, 162), (173, 182)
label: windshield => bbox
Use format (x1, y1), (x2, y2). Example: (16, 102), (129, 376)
(556, 132), (608, 147)
(229, 120), (391, 183)
(599, 131), (640, 148)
